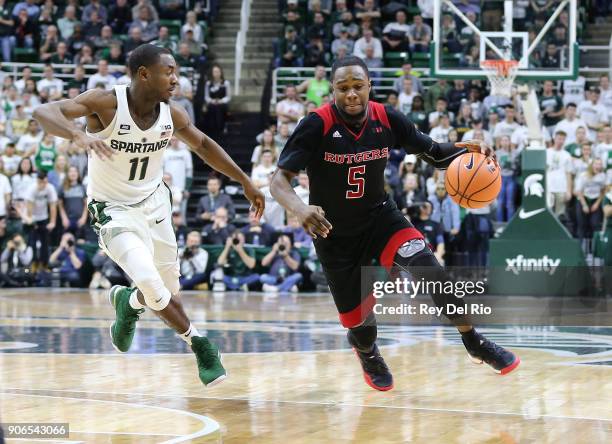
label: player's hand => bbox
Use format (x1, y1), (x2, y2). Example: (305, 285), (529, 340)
(243, 181), (265, 220)
(296, 205), (332, 239)
(73, 132), (114, 161)
(456, 140), (496, 162)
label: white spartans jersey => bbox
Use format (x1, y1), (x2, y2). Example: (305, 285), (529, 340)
(86, 84), (173, 204)
(562, 77), (586, 107)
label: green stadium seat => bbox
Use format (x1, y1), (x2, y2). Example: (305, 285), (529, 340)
(384, 51), (410, 68)
(13, 48), (37, 63)
(442, 53), (461, 68)
(159, 19), (182, 38)
(411, 52), (430, 68)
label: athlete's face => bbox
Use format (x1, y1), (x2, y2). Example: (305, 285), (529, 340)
(147, 54), (178, 103)
(332, 65), (371, 118)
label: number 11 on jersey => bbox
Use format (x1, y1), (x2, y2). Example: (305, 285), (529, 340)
(346, 165), (366, 199)
(128, 156), (149, 181)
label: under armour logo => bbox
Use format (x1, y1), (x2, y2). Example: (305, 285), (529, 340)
(333, 130), (342, 138)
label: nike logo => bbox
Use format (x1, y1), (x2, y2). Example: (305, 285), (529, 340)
(155, 218), (166, 224)
(154, 297), (162, 303)
(518, 208), (546, 219)
(465, 154), (474, 170)
(118, 131), (130, 135)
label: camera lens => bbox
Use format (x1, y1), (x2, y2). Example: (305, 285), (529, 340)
(67, 240), (74, 247)
(232, 237), (240, 245)
(278, 245), (286, 252)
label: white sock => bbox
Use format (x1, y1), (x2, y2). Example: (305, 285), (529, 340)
(179, 324), (201, 346)
(129, 289), (145, 310)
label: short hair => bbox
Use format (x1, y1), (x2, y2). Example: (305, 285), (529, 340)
(127, 44), (171, 77)
(555, 130), (567, 137)
(331, 55), (370, 81)
(566, 102), (577, 108)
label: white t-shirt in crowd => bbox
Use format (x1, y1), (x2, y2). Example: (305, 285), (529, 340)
(260, 186), (285, 229)
(398, 91), (418, 115)
(562, 77), (586, 106)
(429, 125), (452, 143)
(577, 99), (609, 141)
(26, 182), (58, 222)
(293, 184), (309, 205)
(16, 132), (43, 155)
(2, 154), (21, 176)
(11, 173), (36, 200)
(493, 120), (520, 140)
(163, 146), (193, 192)
(574, 171), (606, 199)
(87, 73), (117, 90)
(553, 118), (588, 145)
(37, 78), (64, 97)
(251, 164), (276, 187)
(598, 87), (612, 118)
(510, 125), (552, 150)
(546, 148), (573, 193)
(276, 99), (305, 134)
(0, 173), (12, 217)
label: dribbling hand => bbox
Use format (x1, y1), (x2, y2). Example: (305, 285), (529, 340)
(243, 181), (265, 220)
(73, 132), (115, 161)
(296, 205), (332, 239)
(456, 139), (496, 162)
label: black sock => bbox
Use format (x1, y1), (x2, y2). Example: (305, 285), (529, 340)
(460, 328), (480, 347)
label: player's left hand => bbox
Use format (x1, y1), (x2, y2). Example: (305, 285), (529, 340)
(456, 140), (496, 162)
(243, 182), (265, 220)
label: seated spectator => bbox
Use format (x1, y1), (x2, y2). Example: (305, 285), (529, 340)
(132, 0), (158, 23)
(50, 42), (73, 70)
(163, 137), (193, 218)
(129, 5), (158, 43)
(408, 14), (432, 53)
(0, 159), (10, 218)
(180, 29), (203, 56)
(36, 65), (64, 101)
(396, 172), (427, 213)
(284, 10), (304, 36)
(103, 42), (126, 67)
(308, 11), (331, 42)
(260, 186), (285, 230)
(124, 26), (145, 55)
(332, 0), (349, 22)
(355, 0), (381, 29)
(91, 25), (117, 55)
(398, 78), (418, 115)
(163, 172), (183, 213)
(67, 65), (88, 93)
(201, 207), (235, 245)
(382, 10), (410, 52)
(251, 129), (281, 168)
(541, 43), (560, 68)
(303, 36), (327, 67)
(260, 234), (303, 293)
(332, 11), (359, 40)
(172, 210), (189, 248)
(58, 165), (88, 235)
(109, 0), (132, 34)
(86, 60), (117, 91)
(89, 249), (129, 289)
(354, 27), (382, 60)
(251, 150), (277, 189)
(296, 65), (331, 107)
(198, 176), (235, 223)
(39, 25), (62, 62)
(14, 67), (33, 94)
(49, 231), (86, 287)
(181, 10), (204, 45)
(213, 231), (259, 291)
(554, 103), (588, 145)
(158, 0), (186, 20)
(278, 25), (303, 67)
(284, 212), (313, 248)
(393, 62), (424, 95)
(407, 95), (428, 132)
(293, 170), (310, 204)
(447, 80), (469, 115)
(429, 113), (453, 143)
(57, 5), (78, 40)
(175, 42), (197, 68)
(84, 10), (105, 41)
(361, 44), (383, 79)
(412, 202), (445, 264)
(179, 231), (209, 290)
(171, 84), (195, 123)
(0, 233), (34, 287)
(440, 13), (461, 53)
(275, 123), (291, 150)
(67, 23), (87, 55)
(151, 26), (177, 53)
(389, 91), (402, 111)
(283, 0), (302, 23)
(276, 84), (305, 134)
(241, 207), (276, 246)
(82, 0), (108, 26)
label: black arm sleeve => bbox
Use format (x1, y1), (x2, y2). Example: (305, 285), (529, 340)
(277, 113), (323, 173)
(386, 106), (467, 170)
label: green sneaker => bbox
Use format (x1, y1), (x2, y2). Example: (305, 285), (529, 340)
(191, 336), (227, 386)
(108, 285), (144, 353)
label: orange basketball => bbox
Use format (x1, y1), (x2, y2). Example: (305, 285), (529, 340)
(445, 152), (501, 209)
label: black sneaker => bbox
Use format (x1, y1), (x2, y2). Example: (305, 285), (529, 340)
(351, 343), (394, 391)
(462, 333), (520, 375)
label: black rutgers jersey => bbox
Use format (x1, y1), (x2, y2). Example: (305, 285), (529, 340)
(278, 101), (438, 237)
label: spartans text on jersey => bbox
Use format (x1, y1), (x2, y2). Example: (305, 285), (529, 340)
(109, 138), (170, 153)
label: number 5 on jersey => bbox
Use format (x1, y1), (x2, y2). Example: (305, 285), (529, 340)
(346, 165), (366, 199)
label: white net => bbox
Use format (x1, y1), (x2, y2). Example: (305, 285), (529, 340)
(480, 60), (519, 98)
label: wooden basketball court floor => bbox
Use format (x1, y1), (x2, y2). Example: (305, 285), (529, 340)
(1, 288), (611, 443)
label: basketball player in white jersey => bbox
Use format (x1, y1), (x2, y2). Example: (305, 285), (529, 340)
(33, 44), (265, 387)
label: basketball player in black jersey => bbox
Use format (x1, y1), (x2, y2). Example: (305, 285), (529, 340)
(271, 56), (519, 391)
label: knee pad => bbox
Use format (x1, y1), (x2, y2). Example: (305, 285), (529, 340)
(137, 276), (171, 311)
(347, 313), (377, 352)
(157, 260), (181, 296)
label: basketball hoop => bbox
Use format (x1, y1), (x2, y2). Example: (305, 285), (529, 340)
(480, 60), (519, 98)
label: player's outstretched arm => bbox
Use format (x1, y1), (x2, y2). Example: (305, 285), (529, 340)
(170, 105), (265, 219)
(32, 89), (116, 160)
(270, 168), (332, 239)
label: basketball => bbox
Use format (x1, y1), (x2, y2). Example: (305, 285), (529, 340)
(445, 152), (501, 209)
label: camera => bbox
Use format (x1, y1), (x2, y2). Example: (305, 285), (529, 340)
(232, 236), (240, 246)
(278, 244), (286, 252)
(67, 240), (74, 247)
(183, 247), (194, 259)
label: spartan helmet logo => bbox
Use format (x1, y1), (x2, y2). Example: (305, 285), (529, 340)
(523, 174), (544, 197)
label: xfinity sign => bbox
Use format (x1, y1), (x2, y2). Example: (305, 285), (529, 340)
(505, 255), (561, 275)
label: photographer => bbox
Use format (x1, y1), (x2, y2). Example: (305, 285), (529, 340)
(214, 231), (259, 291)
(0, 233), (34, 287)
(201, 207), (236, 245)
(49, 232), (86, 287)
(260, 234), (303, 293)
(89, 249), (130, 289)
(179, 231), (209, 290)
